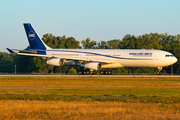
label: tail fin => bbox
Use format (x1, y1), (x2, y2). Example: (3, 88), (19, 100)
(23, 23), (51, 50)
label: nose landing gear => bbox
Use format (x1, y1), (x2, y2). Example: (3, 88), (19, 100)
(157, 67), (162, 75)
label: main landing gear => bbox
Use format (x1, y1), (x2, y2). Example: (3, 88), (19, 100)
(78, 70), (96, 75)
(78, 69), (112, 75)
(100, 70), (112, 75)
(157, 67), (162, 75)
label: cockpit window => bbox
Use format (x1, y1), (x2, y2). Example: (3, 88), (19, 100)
(165, 55), (174, 57)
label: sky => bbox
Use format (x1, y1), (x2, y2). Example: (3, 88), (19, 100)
(1, 0), (180, 52)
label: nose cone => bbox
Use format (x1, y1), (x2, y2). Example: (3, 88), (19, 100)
(173, 57), (178, 64)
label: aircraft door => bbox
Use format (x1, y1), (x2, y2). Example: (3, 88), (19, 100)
(154, 52), (159, 60)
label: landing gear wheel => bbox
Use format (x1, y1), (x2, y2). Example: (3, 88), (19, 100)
(108, 70), (112, 75)
(90, 70), (96, 75)
(157, 72), (162, 75)
(100, 70), (112, 75)
(90, 71), (94, 75)
(78, 71), (83, 75)
(93, 70), (96, 75)
(105, 70), (109, 75)
(83, 71), (87, 75)
(100, 71), (104, 75)
(104, 70), (112, 75)
(86, 71), (90, 75)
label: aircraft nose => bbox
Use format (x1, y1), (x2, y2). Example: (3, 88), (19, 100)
(173, 57), (178, 64)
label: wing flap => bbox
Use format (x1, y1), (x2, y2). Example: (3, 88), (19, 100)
(17, 53), (52, 58)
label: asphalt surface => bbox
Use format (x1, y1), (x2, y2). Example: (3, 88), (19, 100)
(0, 74), (180, 77)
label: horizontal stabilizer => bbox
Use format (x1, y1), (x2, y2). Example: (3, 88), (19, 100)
(11, 48), (37, 54)
(6, 48), (15, 53)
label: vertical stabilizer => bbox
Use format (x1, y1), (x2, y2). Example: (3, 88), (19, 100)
(23, 23), (51, 50)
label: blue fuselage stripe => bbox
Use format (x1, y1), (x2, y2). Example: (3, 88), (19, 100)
(44, 49), (153, 60)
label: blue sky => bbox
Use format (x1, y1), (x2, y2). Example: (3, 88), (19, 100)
(1, 0), (180, 52)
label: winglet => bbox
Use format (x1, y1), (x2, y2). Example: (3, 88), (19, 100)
(6, 48), (15, 53)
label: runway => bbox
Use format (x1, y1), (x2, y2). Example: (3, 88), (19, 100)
(1, 74), (180, 78)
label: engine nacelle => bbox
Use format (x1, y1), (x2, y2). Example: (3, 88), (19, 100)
(84, 62), (102, 70)
(46, 58), (64, 66)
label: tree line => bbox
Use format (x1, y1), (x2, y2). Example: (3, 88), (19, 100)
(0, 33), (180, 74)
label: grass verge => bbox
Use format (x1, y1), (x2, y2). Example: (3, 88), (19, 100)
(0, 76), (180, 103)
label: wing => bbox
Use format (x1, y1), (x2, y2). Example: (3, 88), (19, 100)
(18, 53), (51, 58)
(53, 55), (113, 63)
(7, 48), (113, 64)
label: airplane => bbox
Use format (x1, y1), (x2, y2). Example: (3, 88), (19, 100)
(7, 23), (178, 75)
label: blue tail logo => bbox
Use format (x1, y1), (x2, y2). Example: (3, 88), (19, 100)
(28, 31), (35, 40)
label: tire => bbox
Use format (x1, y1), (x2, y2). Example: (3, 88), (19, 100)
(93, 70), (96, 75)
(79, 71), (83, 75)
(105, 70), (109, 75)
(157, 72), (162, 75)
(86, 71), (90, 75)
(100, 71), (104, 75)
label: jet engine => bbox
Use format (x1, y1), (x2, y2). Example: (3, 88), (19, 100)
(46, 58), (64, 66)
(84, 62), (102, 70)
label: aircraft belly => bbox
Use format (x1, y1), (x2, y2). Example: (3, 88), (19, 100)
(102, 63), (124, 68)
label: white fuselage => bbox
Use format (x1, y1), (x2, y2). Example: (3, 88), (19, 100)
(46, 49), (177, 68)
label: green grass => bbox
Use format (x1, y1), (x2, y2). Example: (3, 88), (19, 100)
(0, 77), (180, 102)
